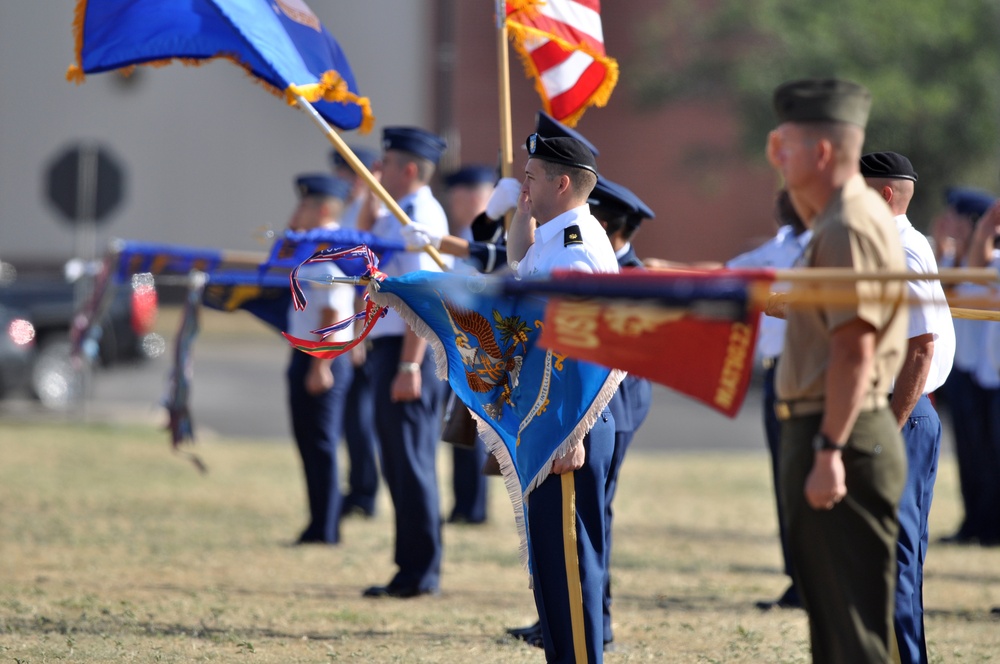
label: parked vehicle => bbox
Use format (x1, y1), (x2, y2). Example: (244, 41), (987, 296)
(0, 303), (36, 399)
(0, 260), (159, 407)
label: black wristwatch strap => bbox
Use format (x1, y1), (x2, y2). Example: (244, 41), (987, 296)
(812, 432), (845, 452)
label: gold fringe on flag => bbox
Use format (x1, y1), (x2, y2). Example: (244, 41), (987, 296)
(505, 1), (620, 127)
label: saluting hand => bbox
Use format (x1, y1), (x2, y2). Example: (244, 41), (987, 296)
(805, 449), (847, 510)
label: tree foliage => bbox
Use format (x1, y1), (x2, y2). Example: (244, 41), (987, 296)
(631, 0), (1000, 225)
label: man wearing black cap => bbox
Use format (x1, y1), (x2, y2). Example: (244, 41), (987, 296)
(766, 78), (908, 663)
(285, 174), (358, 545)
(861, 151), (956, 664)
(505, 132), (619, 663)
(361, 126), (451, 598)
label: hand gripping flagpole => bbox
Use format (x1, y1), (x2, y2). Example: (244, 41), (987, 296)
(292, 93), (450, 271)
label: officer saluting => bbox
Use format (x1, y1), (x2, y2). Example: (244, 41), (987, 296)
(506, 132), (619, 663)
(766, 79), (909, 663)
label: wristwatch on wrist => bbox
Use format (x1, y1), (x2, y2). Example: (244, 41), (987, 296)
(812, 432), (845, 452)
(398, 361), (420, 374)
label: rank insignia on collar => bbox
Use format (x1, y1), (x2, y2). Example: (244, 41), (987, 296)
(564, 225), (583, 246)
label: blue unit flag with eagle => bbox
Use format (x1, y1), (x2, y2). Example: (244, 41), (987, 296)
(368, 271), (624, 563)
(68, 0), (373, 132)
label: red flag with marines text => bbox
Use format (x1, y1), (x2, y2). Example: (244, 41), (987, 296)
(507, 269), (776, 418)
(506, 0), (619, 127)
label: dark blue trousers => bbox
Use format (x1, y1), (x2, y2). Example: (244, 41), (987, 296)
(287, 350), (353, 543)
(763, 363), (797, 587)
(943, 369), (1000, 542)
(343, 358), (380, 516)
(893, 394), (941, 664)
(369, 336), (444, 592)
(603, 377), (651, 644)
(450, 437), (489, 523)
(529, 408), (614, 664)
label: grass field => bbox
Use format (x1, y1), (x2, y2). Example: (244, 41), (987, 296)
(1, 421), (998, 663)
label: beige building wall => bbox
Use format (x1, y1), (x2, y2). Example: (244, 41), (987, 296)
(0, 1), (435, 262)
(0, 1), (775, 267)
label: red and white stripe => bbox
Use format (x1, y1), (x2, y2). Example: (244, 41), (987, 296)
(506, 0), (617, 126)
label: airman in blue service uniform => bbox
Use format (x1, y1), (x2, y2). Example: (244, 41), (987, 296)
(442, 165), (497, 524)
(507, 132), (619, 664)
(362, 127), (451, 598)
(329, 145), (381, 518)
(936, 187), (1000, 548)
(861, 151), (956, 664)
(587, 177), (655, 650)
(727, 190), (811, 611)
(285, 174), (357, 544)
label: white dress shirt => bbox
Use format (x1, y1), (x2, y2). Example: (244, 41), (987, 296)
(513, 204), (619, 278)
(369, 185), (453, 337)
(892, 214), (955, 394)
(726, 225), (812, 361)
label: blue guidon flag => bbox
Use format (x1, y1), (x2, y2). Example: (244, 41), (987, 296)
(367, 272), (625, 563)
(67, 0), (374, 132)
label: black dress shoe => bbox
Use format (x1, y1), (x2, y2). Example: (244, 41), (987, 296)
(362, 584), (438, 599)
(506, 621), (541, 640)
(292, 535), (338, 546)
(341, 504), (375, 520)
(755, 584), (802, 610)
(938, 528), (977, 545)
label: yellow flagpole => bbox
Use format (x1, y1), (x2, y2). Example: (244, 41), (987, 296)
(770, 267), (997, 285)
(292, 94), (449, 271)
(496, 0), (515, 229)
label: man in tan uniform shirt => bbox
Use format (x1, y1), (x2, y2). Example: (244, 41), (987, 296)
(766, 78), (909, 663)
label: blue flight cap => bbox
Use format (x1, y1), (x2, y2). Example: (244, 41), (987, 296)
(589, 177), (655, 230)
(382, 126), (447, 164)
(295, 174), (352, 201)
(588, 177), (639, 217)
(444, 165), (497, 188)
(946, 187), (997, 219)
(535, 111), (599, 157)
(330, 145), (379, 172)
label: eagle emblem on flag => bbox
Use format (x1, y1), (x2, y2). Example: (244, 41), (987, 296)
(441, 297), (531, 419)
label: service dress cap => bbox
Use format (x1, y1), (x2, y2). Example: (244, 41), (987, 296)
(444, 165), (497, 188)
(588, 177), (639, 218)
(860, 151), (918, 182)
(626, 196), (655, 231)
(382, 126), (447, 164)
(773, 78), (872, 128)
(535, 110), (600, 156)
(946, 187), (997, 218)
(330, 145), (379, 172)
(295, 173), (352, 201)
(525, 133), (598, 175)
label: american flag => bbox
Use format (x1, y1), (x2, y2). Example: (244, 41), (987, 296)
(506, 0), (619, 127)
